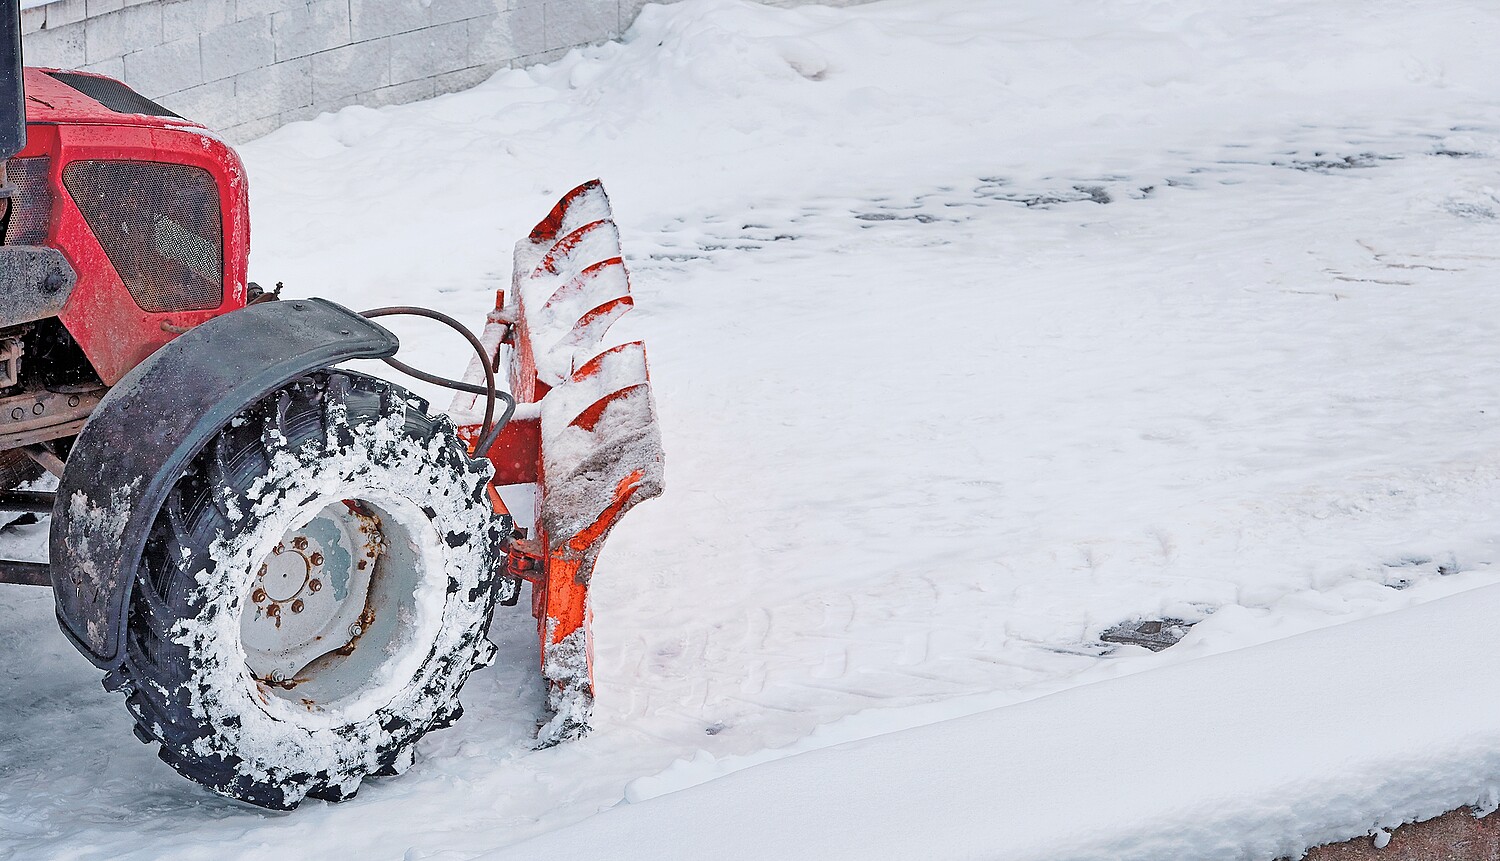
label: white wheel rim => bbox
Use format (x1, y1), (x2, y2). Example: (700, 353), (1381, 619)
(235, 491), (446, 719)
(240, 500), (383, 683)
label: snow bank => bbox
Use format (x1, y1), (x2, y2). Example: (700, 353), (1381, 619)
(486, 585), (1500, 861)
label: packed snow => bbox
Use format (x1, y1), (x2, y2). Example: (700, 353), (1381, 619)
(5, 0), (1500, 857)
(483, 585), (1500, 861)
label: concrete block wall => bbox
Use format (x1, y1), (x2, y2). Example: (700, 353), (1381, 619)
(19, 0), (647, 140)
(19, 0), (868, 141)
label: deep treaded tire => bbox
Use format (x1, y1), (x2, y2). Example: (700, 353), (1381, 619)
(113, 370), (509, 809)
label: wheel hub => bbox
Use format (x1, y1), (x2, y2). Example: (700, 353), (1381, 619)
(240, 501), (383, 684)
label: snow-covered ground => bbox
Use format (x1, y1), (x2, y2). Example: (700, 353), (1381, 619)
(5, 0), (1500, 857)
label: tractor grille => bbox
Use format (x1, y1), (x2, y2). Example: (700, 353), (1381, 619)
(5, 157), (53, 246)
(62, 160), (223, 313)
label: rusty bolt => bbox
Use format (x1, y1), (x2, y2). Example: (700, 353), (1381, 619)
(267, 603), (281, 617)
(308, 579), (322, 593)
(251, 588), (267, 603)
(309, 552), (324, 567)
(290, 599), (304, 614)
(292, 536), (309, 551)
(272, 543), (284, 555)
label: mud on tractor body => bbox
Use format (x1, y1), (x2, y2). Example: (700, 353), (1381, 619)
(0, 1), (661, 808)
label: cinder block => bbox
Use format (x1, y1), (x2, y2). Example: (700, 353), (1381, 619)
(157, 77), (236, 129)
(163, 0), (232, 43)
(272, 0), (350, 61)
(285, 92), (354, 121)
(358, 76), (434, 108)
(85, 5), (164, 65)
(123, 35), (202, 96)
(23, 24), (86, 69)
(462, 13), (498, 64)
(20, 6), (45, 36)
(349, 0), (428, 43)
(504, 3), (542, 56)
(85, 0), (122, 19)
(200, 15), (273, 80)
(80, 56), (125, 78)
(544, 0), (615, 50)
(617, 0), (650, 32)
(45, 0), (89, 29)
(310, 37), (390, 101)
(279, 101), (336, 124)
(465, 13), (513, 64)
(429, 0), (499, 26)
(513, 46), (564, 67)
(389, 19), (465, 83)
(222, 114), (281, 143)
(232, 56), (311, 120)
(233, 0), (300, 23)
(434, 62), (497, 94)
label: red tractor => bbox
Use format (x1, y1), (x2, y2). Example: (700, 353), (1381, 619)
(0, 2), (662, 808)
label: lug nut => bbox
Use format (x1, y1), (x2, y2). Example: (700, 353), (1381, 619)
(251, 588), (267, 603)
(308, 579), (322, 592)
(290, 599), (304, 614)
(309, 552), (324, 566)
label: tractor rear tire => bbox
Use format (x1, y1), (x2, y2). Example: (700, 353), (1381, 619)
(112, 370), (510, 809)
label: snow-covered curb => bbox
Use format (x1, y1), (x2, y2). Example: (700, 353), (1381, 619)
(482, 584), (1500, 861)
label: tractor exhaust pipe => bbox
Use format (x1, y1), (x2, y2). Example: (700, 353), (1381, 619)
(0, 0), (23, 227)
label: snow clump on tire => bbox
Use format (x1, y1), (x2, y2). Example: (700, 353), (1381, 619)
(114, 371), (512, 809)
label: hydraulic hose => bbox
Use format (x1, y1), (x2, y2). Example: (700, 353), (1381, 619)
(358, 306), (516, 457)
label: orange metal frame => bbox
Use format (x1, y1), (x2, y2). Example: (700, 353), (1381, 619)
(457, 181), (664, 738)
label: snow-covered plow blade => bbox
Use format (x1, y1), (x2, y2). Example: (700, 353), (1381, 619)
(454, 180), (664, 742)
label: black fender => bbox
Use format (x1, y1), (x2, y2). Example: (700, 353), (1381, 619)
(50, 297), (399, 667)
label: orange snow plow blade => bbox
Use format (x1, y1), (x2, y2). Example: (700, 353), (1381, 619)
(454, 180), (664, 743)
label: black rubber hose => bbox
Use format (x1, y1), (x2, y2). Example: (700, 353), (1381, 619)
(382, 355), (517, 441)
(358, 306), (515, 456)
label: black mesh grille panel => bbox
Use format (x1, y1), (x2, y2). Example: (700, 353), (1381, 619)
(45, 72), (181, 119)
(5, 157), (52, 245)
(62, 160), (223, 313)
